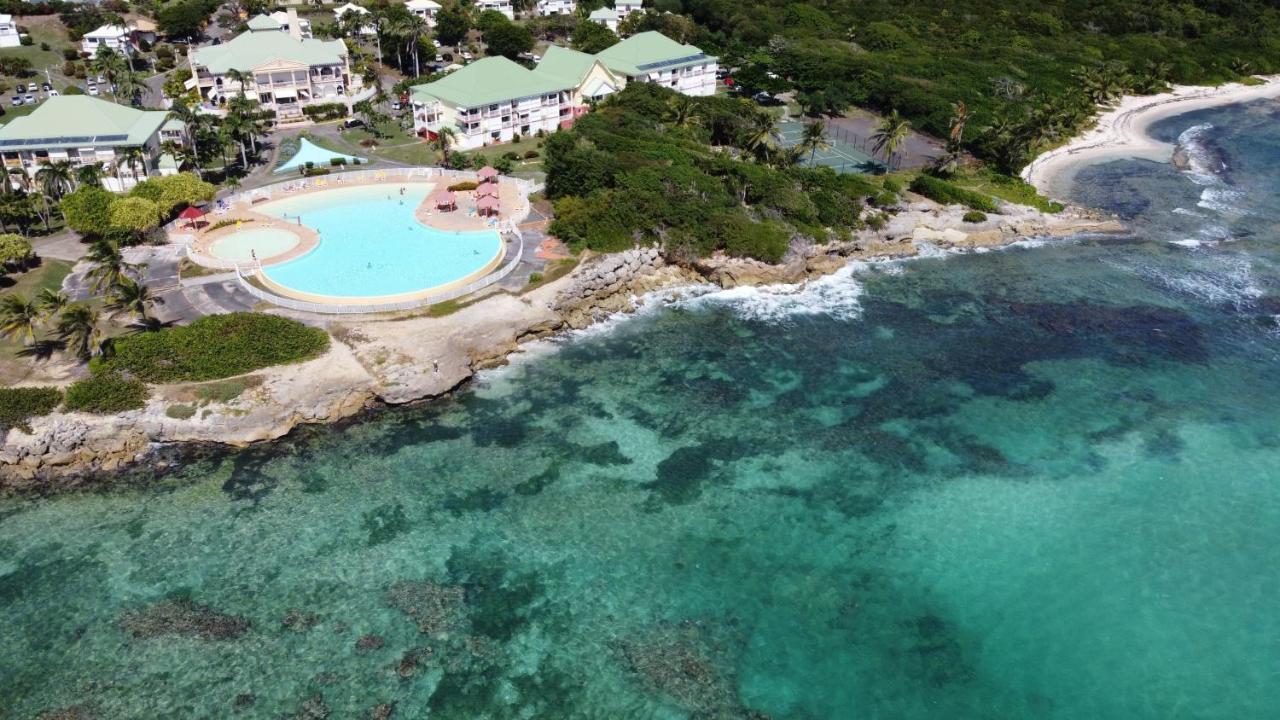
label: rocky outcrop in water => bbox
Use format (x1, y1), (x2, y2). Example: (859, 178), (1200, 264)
(117, 598), (250, 640)
(554, 246), (698, 329)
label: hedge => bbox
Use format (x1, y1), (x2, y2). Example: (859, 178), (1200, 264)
(0, 386), (62, 433)
(92, 312), (330, 383)
(962, 210), (988, 223)
(302, 102), (349, 121)
(909, 175), (999, 213)
(65, 375), (149, 414)
(447, 181), (479, 192)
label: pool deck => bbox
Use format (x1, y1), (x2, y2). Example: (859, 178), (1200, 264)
(182, 174), (529, 272)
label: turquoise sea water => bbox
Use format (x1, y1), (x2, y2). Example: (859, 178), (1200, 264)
(257, 183), (502, 299)
(4, 101), (1280, 718)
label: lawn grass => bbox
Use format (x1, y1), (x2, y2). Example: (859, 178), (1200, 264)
(951, 167), (1064, 213)
(521, 256), (578, 293)
(0, 258), (72, 384)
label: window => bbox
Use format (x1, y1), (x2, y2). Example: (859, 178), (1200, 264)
(521, 125), (530, 134)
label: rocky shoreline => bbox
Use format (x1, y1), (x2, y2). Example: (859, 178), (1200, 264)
(1, 198), (1124, 490)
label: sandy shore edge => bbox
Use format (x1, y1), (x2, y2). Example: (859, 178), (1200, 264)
(1022, 75), (1280, 198)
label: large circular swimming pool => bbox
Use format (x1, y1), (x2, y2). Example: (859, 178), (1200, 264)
(250, 182), (503, 302)
(208, 228), (300, 262)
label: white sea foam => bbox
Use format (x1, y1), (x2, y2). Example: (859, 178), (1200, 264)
(1169, 239), (1204, 248)
(1177, 123), (1227, 186)
(1113, 254), (1263, 310)
(675, 262), (866, 322)
(1172, 207), (1206, 217)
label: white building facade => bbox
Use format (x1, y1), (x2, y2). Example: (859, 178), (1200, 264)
(406, 0), (442, 26)
(0, 14), (21, 48)
(475, 0), (515, 20)
(81, 25), (133, 56)
(536, 0), (576, 15)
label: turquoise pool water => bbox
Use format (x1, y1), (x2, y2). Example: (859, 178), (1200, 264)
(209, 228), (299, 262)
(255, 183), (502, 300)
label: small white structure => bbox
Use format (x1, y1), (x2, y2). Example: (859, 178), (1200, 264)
(270, 9), (312, 39)
(475, 0), (515, 21)
(406, 0), (442, 26)
(81, 25), (132, 56)
(333, 2), (376, 35)
(0, 14), (21, 49)
(614, 0), (643, 21)
(589, 8), (618, 31)
(536, 0), (576, 15)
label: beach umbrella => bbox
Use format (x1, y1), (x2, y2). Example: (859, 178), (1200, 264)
(179, 205), (207, 229)
(430, 189), (457, 210)
(477, 183), (499, 198)
(477, 166), (498, 181)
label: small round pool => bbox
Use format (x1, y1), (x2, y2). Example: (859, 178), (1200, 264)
(209, 228), (300, 263)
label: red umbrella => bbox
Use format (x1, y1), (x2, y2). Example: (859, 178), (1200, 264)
(477, 183), (499, 198)
(477, 195), (500, 216)
(179, 205), (207, 229)
(477, 166), (498, 181)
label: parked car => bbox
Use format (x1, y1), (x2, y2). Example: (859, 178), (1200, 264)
(390, 101), (401, 111)
(48, 90), (58, 97)
(96, 75), (105, 83)
(23, 94), (35, 104)
(88, 86), (100, 96)
(40, 82), (51, 91)
(10, 96), (21, 106)
(342, 118), (364, 129)
(14, 83), (25, 93)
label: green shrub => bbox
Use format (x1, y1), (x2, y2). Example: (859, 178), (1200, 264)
(165, 403), (196, 420)
(302, 102), (349, 121)
(962, 210), (988, 223)
(448, 181), (479, 192)
(881, 178), (902, 194)
(304, 167), (331, 177)
(0, 386), (62, 433)
(909, 175), (998, 213)
(523, 150), (540, 159)
(65, 375), (149, 414)
(329, 157), (347, 166)
(194, 379), (248, 404)
(93, 313), (330, 383)
(527, 271), (544, 284)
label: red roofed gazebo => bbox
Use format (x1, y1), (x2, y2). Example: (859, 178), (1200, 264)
(476, 194), (500, 217)
(477, 166), (498, 182)
(430, 189), (457, 210)
(477, 183), (499, 198)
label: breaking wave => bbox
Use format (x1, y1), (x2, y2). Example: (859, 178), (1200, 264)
(675, 262), (866, 322)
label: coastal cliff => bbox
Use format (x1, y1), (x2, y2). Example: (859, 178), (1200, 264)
(1, 199), (1124, 489)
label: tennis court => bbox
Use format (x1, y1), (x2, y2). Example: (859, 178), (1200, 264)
(777, 121), (883, 174)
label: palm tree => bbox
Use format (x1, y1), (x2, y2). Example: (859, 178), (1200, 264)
(799, 121), (829, 166)
(92, 47), (127, 103)
(167, 98), (206, 178)
(35, 161), (75, 220)
(432, 126), (457, 165)
(85, 237), (144, 293)
(739, 112), (779, 162)
(36, 288), (68, 321)
(667, 96), (702, 129)
(106, 276), (162, 322)
(0, 293), (40, 345)
(56, 303), (102, 362)
(76, 162), (106, 188)
(220, 109), (251, 168)
(224, 68), (253, 99)
(870, 110), (911, 170)
(403, 14), (429, 77)
(948, 101), (969, 151)
(114, 146), (148, 189)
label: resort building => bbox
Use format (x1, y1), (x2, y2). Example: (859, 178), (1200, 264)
(189, 17), (366, 122)
(614, 0), (643, 21)
(588, 8), (619, 31)
(406, 0), (442, 25)
(81, 24), (133, 57)
(410, 56), (575, 150)
(475, 0), (515, 20)
(0, 14), (22, 48)
(594, 31), (717, 96)
(409, 31), (714, 148)
(333, 3), (377, 35)
(0, 96), (180, 192)
(536, 0), (576, 15)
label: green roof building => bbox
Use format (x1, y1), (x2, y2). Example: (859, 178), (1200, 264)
(408, 31), (715, 150)
(189, 21), (365, 123)
(0, 95), (180, 192)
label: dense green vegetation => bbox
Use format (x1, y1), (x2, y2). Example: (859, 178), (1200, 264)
(909, 175), (999, 213)
(92, 312), (330, 383)
(664, 0), (1280, 170)
(64, 374), (148, 414)
(0, 386), (61, 432)
(546, 84), (883, 263)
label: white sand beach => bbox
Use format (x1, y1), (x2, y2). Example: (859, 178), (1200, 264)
(1022, 76), (1280, 198)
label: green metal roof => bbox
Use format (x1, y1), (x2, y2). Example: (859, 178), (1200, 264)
(157, 153), (179, 170)
(411, 56), (573, 108)
(162, 118), (186, 132)
(588, 8), (617, 19)
(0, 96), (169, 151)
(193, 28), (347, 74)
(246, 14), (280, 31)
(534, 45), (598, 86)
(594, 31), (715, 76)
